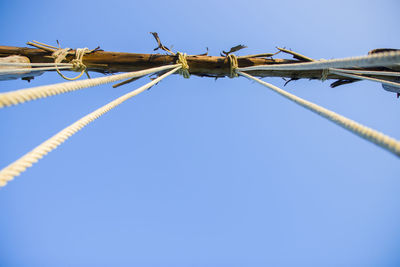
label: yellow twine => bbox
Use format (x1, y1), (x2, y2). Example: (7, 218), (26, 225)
(321, 69), (329, 81)
(228, 54), (238, 78)
(176, 52), (190, 78)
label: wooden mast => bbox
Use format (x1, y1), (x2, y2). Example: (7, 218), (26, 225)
(0, 45), (351, 81)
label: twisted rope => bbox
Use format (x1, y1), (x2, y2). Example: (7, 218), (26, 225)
(237, 70), (400, 158)
(0, 64), (180, 108)
(238, 50), (400, 72)
(0, 66), (181, 187)
(0, 62), (73, 67)
(176, 52), (190, 78)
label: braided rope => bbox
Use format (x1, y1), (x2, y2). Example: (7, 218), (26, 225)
(237, 70), (400, 158)
(0, 66), (181, 187)
(176, 52), (190, 78)
(238, 50), (400, 72)
(0, 64), (180, 108)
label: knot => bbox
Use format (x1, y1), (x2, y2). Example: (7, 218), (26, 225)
(52, 47), (71, 64)
(227, 54), (238, 78)
(176, 52), (190, 79)
(321, 69), (329, 81)
(52, 47), (90, 81)
(70, 48), (89, 71)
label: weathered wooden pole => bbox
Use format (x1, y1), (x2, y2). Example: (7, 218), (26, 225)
(0, 45), (350, 81)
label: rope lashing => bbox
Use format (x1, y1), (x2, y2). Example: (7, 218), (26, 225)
(227, 54), (238, 78)
(321, 69), (329, 81)
(52, 47), (90, 81)
(237, 70), (400, 158)
(0, 64), (180, 108)
(176, 52), (190, 78)
(238, 50), (400, 72)
(0, 66), (182, 187)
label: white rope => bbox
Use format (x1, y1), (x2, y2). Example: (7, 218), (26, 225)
(237, 70), (400, 158)
(238, 50), (400, 72)
(0, 62), (73, 67)
(328, 68), (400, 77)
(329, 68), (400, 89)
(0, 66), (72, 75)
(0, 64), (180, 108)
(0, 66), (181, 187)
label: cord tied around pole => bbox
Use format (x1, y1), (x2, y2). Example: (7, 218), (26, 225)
(176, 52), (190, 78)
(52, 47), (90, 81)
(321, 68), (329, 81)
(228, 54), (238, 78)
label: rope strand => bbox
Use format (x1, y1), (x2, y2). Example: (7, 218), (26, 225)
(0, 64), (180, 108)
(0, 66), (72, 75)
(238, 50), (400, 72)
(329, 68), (400, 89)
(0, 66), (181, 187)
(237, 70), (400, 158)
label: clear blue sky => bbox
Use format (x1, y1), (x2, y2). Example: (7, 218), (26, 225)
(1, 0), (400, 266)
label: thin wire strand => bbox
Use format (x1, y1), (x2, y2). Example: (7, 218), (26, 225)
(238, 51), (400, 72)
(0, 64), (180, 108)
(237, 70), (400, 158)
(0, 66), (181, 187)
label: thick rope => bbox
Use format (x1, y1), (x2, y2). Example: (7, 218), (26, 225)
(228, 54), (238, 78)
(237, 70), (400, 158)
(0, 66), (181, 187)
(0, 64), (180, 108)
(176, 52), (190, 78)
(329, 68), (400, 89)
(238, 50), (400, 72)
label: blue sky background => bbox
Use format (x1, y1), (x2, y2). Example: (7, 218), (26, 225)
(1, 0), (400, 266)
